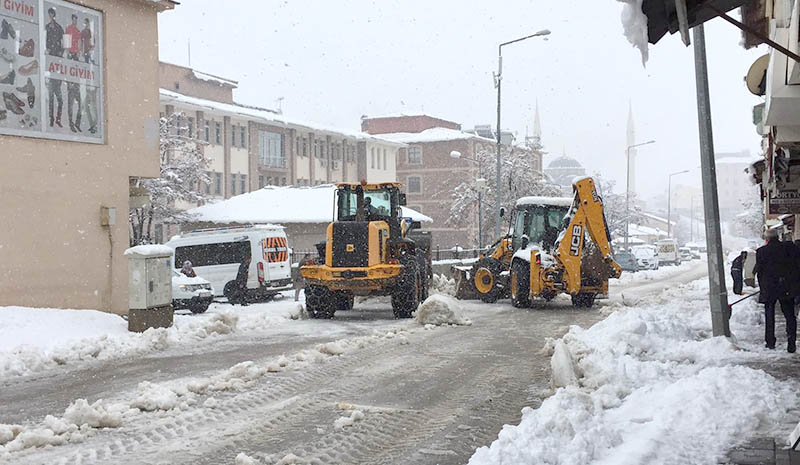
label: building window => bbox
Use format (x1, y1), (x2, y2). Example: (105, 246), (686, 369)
(371, 148), (375, 168)
(259, 175), (265, 188)
(214, 172), (222, 195)
(302, 138), (308, 157)
(408, 146), (422, 164)
(231, 125), (237, 147)
(383, 150), (387, 170)
(407, 176), (421, 193)
(281, 177), (286, 185)
(231, 175), (237, 196)
(215, 121), (222, 145)
(266, 176), (273, 185)
(240, 126), (247, 148)
(204, 121), (210, 142)
(259, 131), (285, 167)
(187, 117), (195, 139)
(240, 174), (247, 194)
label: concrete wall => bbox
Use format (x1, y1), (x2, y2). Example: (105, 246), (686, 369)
(158, 61), (235, 104)
(0, 0), (165, 315)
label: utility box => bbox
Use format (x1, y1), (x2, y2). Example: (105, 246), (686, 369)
(124, 245), (174, 332)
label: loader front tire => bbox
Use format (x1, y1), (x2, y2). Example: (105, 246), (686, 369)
(511, 259), (531, 308)
(392, 257), (420, 318)
(571, 292), (596, 308)
(306, 285), (335, 319)
(473, 257), (505, 303)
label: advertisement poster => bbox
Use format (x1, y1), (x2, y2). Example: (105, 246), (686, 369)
(767, 189), (800, 215)
(0, 0), (102, 143)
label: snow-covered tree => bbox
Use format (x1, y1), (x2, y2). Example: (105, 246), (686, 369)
(737, 198), (764, 238)
(447, 144), (560, 245)
(129, 113), (210, 245)
(593, 174), (644, 241)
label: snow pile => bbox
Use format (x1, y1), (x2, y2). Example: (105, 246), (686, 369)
(618, 0), (649, 65)
(130, 381), (181, 412)
(416, 294), (471, 326)
(469, 279), (798, 464)
(431, 274), (456, 296)
(549, 340), (578, 388)
(235, 452), (259, 465)
(123, 244), (173, 257)
(334, 409), (365, 429)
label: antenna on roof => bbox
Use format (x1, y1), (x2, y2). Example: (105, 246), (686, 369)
(187, 39), (191, 67)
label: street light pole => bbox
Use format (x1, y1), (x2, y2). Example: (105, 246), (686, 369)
(624, 140), (656, 248)
(667, 170), (690, 237)
(495, 29), (550, 240)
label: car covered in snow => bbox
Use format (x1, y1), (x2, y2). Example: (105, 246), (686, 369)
(172, 270), (214, 314)
(678, 247), (693, 261)
(631, 245), (659, 270)
(613, 250), (639, 272)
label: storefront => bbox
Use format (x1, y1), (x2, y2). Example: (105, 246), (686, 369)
(0, 0), (175, 314)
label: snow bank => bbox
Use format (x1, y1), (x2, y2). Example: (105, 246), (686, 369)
(415, 294), (471, 326)
(431, 274), (456, 296)
(333, 409), (365, 429)
(469, 279), (798, 465)
(618, 0), (649, 65)
(235, 452), (259, 465)
(0, 300), (307, 379)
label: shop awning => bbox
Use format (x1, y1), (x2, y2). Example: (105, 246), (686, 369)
(643, 0), (747, 44)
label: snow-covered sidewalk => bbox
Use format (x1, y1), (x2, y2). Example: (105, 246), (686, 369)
(0, 296), (307, 379)
(469, 278), (800, 465)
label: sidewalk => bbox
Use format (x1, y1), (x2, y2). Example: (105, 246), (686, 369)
(723, 315), (800, 465)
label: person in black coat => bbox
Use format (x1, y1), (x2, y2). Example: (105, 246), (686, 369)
(227, 256), (251, 306)
(755, 229), (799, 352)
(731, 251), (746, 296)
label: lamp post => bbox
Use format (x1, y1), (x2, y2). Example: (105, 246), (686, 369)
(667, 169), (690, 237)
(451, 150), (486, 249)
(625, 140), (656, 248)
(495, 29), (550, 240)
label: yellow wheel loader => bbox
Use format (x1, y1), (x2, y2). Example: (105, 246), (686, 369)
(300, 182), (431, 319)
(509, 177), (621, 309)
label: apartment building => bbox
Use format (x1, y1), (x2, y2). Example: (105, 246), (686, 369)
(0, 0), (175, 315)
(157, 62), (403, 241)
(362, 115), (494, 248)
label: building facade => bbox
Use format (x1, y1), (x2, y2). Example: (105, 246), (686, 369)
(0, 0), (175, 315)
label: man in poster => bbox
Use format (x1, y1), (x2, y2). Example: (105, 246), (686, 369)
(44, 7), (63, 128)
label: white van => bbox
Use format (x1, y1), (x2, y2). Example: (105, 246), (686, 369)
(657, 239), (680, 266)
(165, 225), (292, 301)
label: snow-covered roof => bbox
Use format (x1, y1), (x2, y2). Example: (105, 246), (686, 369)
(160, 90), (405, 146)
(628, 224), (667, 237)
(377, 127), (494, 144)
(641, 212), (677, 226)
(187, 185), (433, 224)
(516, 196), (573, 208)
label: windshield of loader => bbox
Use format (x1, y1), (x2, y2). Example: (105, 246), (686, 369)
(513, 205), (569, 251)
(337, 188), (394, 221)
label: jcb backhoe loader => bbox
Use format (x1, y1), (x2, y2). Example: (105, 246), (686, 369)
(300, 182), (431, 319)
(509, 176), (621, 308)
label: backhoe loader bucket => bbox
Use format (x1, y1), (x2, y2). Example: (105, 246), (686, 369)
(452, 265), (479, 300)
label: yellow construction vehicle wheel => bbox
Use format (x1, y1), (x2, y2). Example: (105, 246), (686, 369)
(510, 259), (531, 308)
(473, 257), (505, 303)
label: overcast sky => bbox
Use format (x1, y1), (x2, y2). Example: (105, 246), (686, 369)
(158, 0), (765, 200)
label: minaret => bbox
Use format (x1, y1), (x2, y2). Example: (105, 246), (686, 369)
(627, 101), (637, 196)
(532, 101), (542, 143)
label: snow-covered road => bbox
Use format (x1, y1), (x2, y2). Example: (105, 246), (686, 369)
(0, 261), (709, 464)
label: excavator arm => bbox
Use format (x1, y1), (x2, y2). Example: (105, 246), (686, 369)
(554, 177), (622, 295)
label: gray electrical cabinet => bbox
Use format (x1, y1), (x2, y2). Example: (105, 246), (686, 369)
(125, 245), (173, 332)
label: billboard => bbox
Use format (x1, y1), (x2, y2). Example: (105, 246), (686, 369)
(767, 189), (800, 215)
(0, 0), (103, 143)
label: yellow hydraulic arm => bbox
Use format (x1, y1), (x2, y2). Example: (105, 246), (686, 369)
(554, 177), (622, 295)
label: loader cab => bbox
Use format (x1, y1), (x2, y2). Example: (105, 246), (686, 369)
(335, 183), (404, 239)
(512, 197), (573, 252)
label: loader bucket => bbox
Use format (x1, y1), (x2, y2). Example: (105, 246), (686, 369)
(452, 265), (479, 300)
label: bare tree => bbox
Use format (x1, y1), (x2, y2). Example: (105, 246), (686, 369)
(129, 113), (210, 245)
(448, 143), (560, 244)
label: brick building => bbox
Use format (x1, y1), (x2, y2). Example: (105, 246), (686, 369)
(362, 115), (494, 248)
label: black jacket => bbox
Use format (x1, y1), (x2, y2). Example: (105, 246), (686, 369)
(235, 261), (250, 286)
(731, 254), (744, 295)
(755, 240), (800, 302)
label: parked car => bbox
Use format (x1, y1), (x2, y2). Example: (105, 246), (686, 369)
(614, 250), (640, 272)
(678, 247), (693, 262)
(166, 225), (292, 302)
(172, 270), (214, 313)
(631, 245), (659, 270)
(657, 239), (680, 266)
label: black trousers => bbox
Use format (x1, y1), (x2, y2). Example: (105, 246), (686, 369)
(764, 298), (797, 348)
